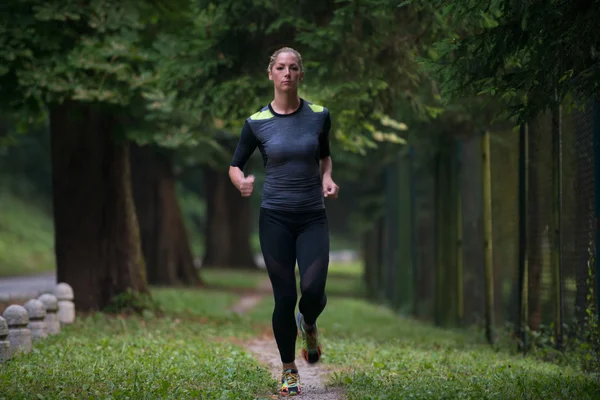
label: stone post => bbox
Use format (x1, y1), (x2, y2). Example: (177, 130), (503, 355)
(55, 282), (76, 325)
(0, 316), (10, 362)
(38, 293), (60, 335)
(2, 305), (32, 356)
(24, 298), (48, 341)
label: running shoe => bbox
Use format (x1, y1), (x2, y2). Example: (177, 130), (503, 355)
(296, 312), (322, 364)
(280, 368), (301, 396)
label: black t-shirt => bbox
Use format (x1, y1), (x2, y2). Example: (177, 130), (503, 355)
(230, 98), (331, 212)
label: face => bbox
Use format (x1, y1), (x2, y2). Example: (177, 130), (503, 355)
(268, 52), (304, 92)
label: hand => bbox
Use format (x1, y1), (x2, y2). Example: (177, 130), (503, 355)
(239, 174), (255, 197)
(322, 176), (339, 200)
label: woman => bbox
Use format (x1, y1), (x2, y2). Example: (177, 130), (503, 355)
(229, 46), (339, 397)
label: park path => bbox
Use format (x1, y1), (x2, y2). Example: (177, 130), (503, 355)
(230, 279), (344, 400)
(0, 272), (55, 302)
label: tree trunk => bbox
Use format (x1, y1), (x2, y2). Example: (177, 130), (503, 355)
(130, 144), (202, 286)
(202, 167), (257, 268)
(50, 102), (147, 311)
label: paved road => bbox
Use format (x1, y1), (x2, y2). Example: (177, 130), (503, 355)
(0, 272), (56, 302)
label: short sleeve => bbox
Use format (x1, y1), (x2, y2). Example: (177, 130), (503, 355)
(318, 111), (331, 159)
(230, 121), (258, 170)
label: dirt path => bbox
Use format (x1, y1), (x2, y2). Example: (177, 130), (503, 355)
(246, 334), (344, 400)
(229, 279), (344, 400)
(230, 278), (272, 315)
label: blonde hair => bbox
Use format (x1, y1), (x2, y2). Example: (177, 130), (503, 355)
(267, 47), (304, 73)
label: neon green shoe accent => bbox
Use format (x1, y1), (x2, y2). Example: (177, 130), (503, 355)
(250, 109), (274, 120)
(281, 369), (301, 396)
(308, 103), (324, 113)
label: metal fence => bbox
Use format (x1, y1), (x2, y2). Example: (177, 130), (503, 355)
(365, 97), (600, 361)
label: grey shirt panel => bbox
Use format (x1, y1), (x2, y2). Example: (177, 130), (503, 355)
(230, 99), (331, 212)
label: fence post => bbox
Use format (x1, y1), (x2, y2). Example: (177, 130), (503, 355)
(396, 148), (414, 314)
(434, 140), (460, 327)
(482, 131), (495, 344)
(409, 145), (418, 317)
(594, 98), (600, 322)
(456, 140), (464, 325)
(518, 122), (530, 351)
(551, 100), (564, 350)
(384, 161), (397, 306)
(434, 148), (443, 326)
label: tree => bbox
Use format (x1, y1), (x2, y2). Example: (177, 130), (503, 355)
(142, 0), (297, 269)
(130, 144), (201, 286)
(421, 0), (600, 123)
(0, 0), (200, 310)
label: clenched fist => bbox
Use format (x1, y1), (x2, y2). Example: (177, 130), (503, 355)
(239, 174), (255, 197)
(322, 176), (339, 200)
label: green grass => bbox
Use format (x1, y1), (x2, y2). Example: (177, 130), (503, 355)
(2, 267), (598, 399)
(328, 260), (363, 277)
(197, 260), (365, 298)
(0, 287), (275, 399)
(247, 278), (600, 400)
(0, 191), (55, 277)
(326, 261), (366, 298)
(151, 287), (241, 319)
(199, 267), (269, 291)
(0, 314), (274, 399)
(322, 300), (598, 399)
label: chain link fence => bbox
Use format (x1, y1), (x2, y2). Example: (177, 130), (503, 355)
(367, 97), (600, 368)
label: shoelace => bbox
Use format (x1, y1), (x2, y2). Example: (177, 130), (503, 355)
(284, 371), (299, 387)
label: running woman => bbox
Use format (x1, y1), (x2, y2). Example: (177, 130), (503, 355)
(229, 46), (339, 396)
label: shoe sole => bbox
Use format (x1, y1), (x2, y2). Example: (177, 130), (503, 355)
(281, 386), (302, 396)
(281, 391), (301, 397)
(302, 346), (321, 364)
(296, 313), (321, 364)
(297, 313), (322, 364)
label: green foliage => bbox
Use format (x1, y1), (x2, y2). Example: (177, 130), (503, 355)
(198, 268), (268, 292)
(0, 1), (156, 109)
(289, 0), (438, 153)
(104, 288), (161, 315)
(1, 0), (460, 158)
(520, 249), (600, 373)
(0, 191), (55, 277)
(423, 0), (600, 123)
(0, 0), (214, 147)
(150, 0), (448, 154)
(131, 0), (295, 149)
(0, 119), (52, 197)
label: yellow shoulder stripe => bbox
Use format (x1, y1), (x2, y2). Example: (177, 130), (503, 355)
(250, 109), (274, 120)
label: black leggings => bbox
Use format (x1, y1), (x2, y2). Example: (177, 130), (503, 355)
(258, 207), (330, 363)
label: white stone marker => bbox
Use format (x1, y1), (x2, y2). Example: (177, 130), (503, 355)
(0, 316), (10, 362)
(38, 293), (60, 335)
(55, 282), (76, 325)
(24, 298), (48, 341)
(3, 305), (32, 356)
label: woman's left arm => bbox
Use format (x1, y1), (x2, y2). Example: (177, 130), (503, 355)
(320, 156), (333, 179)
(319, 111), (339, 199)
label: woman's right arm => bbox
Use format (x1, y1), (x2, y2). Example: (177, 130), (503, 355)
(228, 165), (246, 191)
(229, 121), (258, 193)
